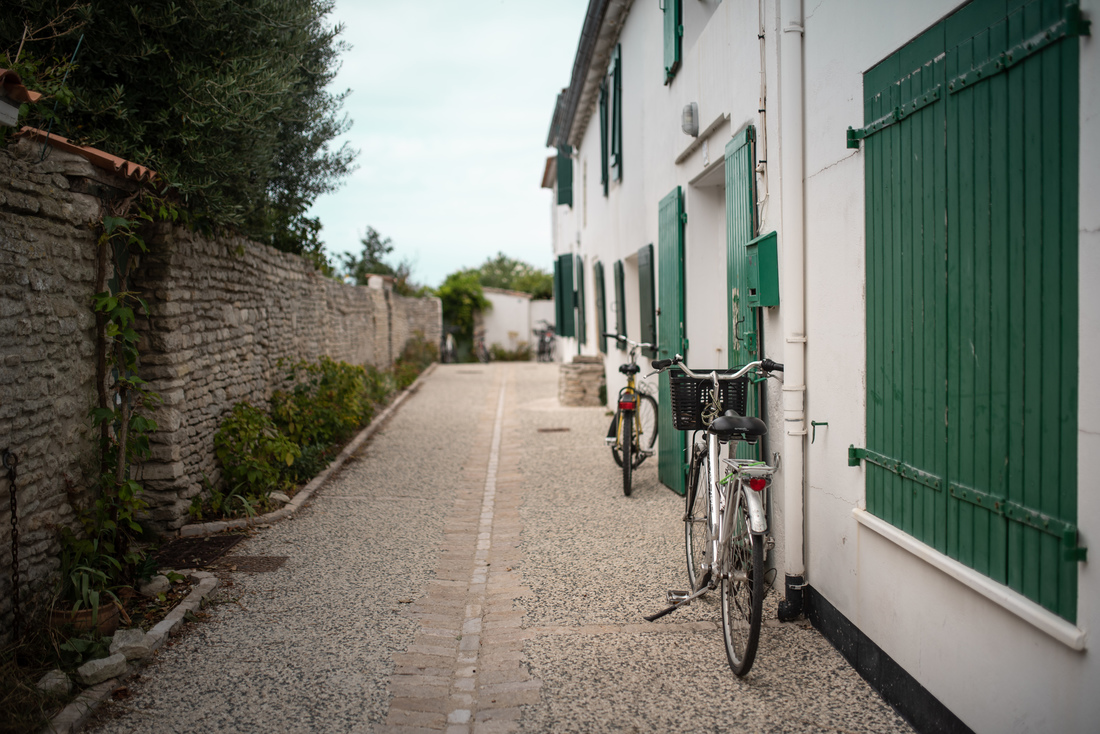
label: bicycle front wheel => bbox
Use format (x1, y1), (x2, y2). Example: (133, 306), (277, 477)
(720, 490), (764, 676)
(621, 411), (634, 496)
(684, 447), (709, 590)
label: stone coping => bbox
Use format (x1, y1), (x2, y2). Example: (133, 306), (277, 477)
(177, 363), (437, 538)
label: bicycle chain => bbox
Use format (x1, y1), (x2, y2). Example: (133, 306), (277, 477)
(4, 450), (21, 639)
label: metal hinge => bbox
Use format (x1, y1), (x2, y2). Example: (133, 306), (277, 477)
(846, 85), (941, 149)
(950, 481), (1087, 562)
(848, 445), (942, 491)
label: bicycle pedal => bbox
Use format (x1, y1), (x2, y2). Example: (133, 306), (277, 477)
(604, 437), (616, 446)
(666, 590), (691, 604)
(639, 448), (655, 457)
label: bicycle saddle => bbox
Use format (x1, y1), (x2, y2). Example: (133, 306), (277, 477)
(619, 363), (640, 375)
(709, 414), (767, 442)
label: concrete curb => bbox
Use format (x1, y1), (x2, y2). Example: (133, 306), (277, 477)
(41, 573), (221, 734)
(178, 363), (437, 538)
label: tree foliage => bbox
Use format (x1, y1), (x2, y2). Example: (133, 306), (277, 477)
(473, 252), (553, 299)
(1, 0), (356, 257)
(437, 270), (490, 340)
(339, 226), (422, 296)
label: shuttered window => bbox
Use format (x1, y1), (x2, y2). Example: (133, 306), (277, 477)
(575, 255), (587, 346)
(600, 44), (623, 196)
(853, 0), (1086, 621)
(594, 261), (608, 353)
(556, 146), (573, 207)
(663, 0), (682, 84)
(614, 260), (627, 336)
(637, 244), (656, 354)
(554, 253), (576, 338)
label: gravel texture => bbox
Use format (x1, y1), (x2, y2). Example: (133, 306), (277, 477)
(85, 363), (913, 734)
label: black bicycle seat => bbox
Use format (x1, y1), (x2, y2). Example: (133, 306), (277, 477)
(709, 415), (767, 442)
(619, 363), (640, 375)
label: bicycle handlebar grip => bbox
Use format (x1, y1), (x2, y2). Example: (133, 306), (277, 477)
(651, 358), (673, 370)
(761, 358), (784, 372)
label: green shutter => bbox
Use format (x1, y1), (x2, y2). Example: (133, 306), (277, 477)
(553, 257), (564, 333)
(595, 261), (608, 353)
(575, 255), (586, 346)
(856, 0), (1084, 621)
(599, 80), (609, 196)
(556, 253), (576, 338)
(556, 146), (573, 207)
(657, 188), (687, 494)
(608, 44), (622, 183)
(637, 244), (656, 353)
(725, 126), (758, 367)
(663, 0), (682, 84)
(614, 260), (627, 336)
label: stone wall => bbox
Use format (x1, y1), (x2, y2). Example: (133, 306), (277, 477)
(0, 141), (441, 640)
(559, 355), (606, 407)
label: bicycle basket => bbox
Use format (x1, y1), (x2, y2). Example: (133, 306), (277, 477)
(668, 368), (748, 431)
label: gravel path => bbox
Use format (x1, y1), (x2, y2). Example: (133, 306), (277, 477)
(85, 363), (912, 733)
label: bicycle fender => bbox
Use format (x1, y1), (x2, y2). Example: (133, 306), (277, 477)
(743, 487), (768, 534)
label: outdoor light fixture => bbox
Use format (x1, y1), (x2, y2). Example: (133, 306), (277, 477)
(681, 102), (699, 137)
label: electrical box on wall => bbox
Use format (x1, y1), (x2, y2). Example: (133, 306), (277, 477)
(745, 231), (779, 308)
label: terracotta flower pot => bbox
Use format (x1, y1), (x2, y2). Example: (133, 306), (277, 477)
(49, 602), (120, 636)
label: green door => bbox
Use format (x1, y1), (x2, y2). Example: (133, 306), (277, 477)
(657, 187), (687, 494)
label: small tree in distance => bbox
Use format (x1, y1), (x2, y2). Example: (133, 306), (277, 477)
(475, 252), (553, 299)
(340, 227), (422, 296)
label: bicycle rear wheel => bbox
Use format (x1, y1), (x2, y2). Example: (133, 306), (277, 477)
(621, 411), (634, 496)
(684, 448), (709, 590)
(636, 394), (658, 456)
(720, 489), (764, 676)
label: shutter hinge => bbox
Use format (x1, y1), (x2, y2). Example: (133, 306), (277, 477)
(680, 212), (688, 224)
(846, 126), (866, 150)
(678, 24), (684, 37)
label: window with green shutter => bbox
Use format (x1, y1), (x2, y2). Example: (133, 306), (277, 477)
(850, 0), (1087, 621)
(657, 189), (687, 494)
(554, 253), (576, 339)
(575, 255), (587, 345)
(556, 146), (573, 207)
(594, 261), (608, 353)
(614, 260), (627, 336)
(663, 0), (682, 84)
(599, 44), (623, 196)
(637, 244), (656, 355)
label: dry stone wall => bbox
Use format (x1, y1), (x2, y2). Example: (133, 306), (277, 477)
(0, 142), (440, 640)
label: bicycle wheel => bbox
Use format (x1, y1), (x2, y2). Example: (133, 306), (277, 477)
(610, 411), (624, 467)
(635, 394), (658, 460)
(620, 410), (634, 496)
(720, 489), (764, 676)
(684, 448), (709, 590)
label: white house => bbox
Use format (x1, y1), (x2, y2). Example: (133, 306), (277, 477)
(544, 0), (1098, 731)
(478, 287), (557, 360)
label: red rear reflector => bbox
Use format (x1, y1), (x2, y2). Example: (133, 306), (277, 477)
(749, 478), (767, 491)
(618, 400), (635, 410)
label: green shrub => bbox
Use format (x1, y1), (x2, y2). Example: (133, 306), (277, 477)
(214, 402), (300, 503)
(270, 356), (373, 447)
(490, 342), (531, 362)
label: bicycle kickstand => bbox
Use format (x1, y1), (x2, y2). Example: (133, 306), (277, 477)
(644, 583), (712, 622)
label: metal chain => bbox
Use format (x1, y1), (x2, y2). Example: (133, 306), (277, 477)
(4, 450), (21, 639)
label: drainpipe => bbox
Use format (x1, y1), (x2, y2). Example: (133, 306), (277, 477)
(777, 0), (807, 622)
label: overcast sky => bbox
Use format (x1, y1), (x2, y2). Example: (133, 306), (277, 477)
(305, 0), (589, 288)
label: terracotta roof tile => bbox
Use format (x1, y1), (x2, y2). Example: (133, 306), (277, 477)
(16, 126), (157, 184)
(0, 69), (43, 104)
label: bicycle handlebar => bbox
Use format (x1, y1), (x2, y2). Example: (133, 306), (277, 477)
(603, 332), (654, 351)
(648, 354), (784, 379)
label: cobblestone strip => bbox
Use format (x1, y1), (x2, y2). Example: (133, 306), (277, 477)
(382, 368), (537, 734)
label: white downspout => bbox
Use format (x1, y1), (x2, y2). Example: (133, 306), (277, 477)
(777, 0), (807, 621)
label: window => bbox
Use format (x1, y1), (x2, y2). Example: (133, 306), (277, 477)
(599, 44), (622, 196)
(663, 0), (682, 84)
(556, 146), (573, 207)
(553, 254), (575, 338)
(594, 261), (608, 353)
(575, 255), (587, 345)
(852, 0), (1086, 621)
(614, 260), (627, 336)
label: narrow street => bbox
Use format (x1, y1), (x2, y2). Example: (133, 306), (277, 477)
(86, 363), (912, 734)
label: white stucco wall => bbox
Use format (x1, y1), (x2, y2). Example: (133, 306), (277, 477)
(481, 288), (533, 355)
(546, 1), (1099, 728)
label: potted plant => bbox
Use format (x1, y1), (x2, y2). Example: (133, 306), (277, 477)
(50, 533), (122, 635)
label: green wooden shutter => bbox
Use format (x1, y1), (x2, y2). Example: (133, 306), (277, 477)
(556, 146), (573, 207)
(854, 0), (1085, 621)
(594, 261), (608, 353)
(599, 79), (609, 196)
(575, 255), (587, 346)
(614, 260), (627, 336)
(663, 0), (682, 84)
(553, 257), (564, 334)
(556, 253), (576, 338)
(608, 44), (622, 183)
(637, 244), (656, 353)
(725, 126), (758, 367)
(657, 188), (687, 494)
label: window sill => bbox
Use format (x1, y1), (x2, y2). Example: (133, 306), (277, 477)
(852, 508), (1086, 651)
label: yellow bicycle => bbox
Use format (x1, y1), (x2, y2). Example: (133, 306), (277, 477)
(603, 333), (658, 496)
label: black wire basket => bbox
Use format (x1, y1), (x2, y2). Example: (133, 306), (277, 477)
(668, 368), (748, 431)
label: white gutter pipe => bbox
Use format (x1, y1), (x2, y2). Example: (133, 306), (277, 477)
(777, 0), (807, 621)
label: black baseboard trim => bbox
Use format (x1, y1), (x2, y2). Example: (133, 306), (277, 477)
(804, 585), (975, 734)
